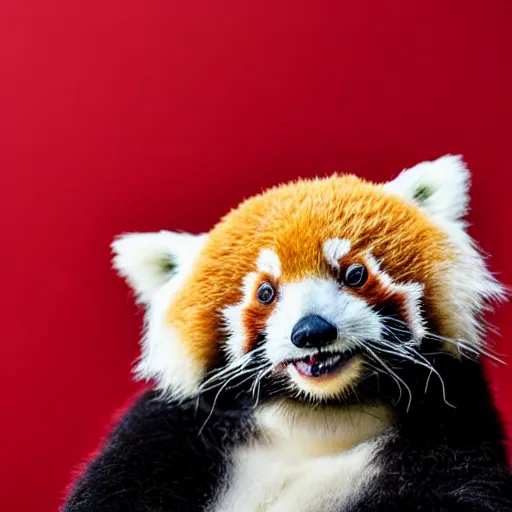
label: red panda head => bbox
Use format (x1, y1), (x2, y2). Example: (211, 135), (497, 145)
(112, 155), (504, 401)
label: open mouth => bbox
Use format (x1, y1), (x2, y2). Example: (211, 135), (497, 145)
(290, 351), (355, 378)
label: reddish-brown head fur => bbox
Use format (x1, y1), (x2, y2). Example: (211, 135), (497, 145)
(112, 156), (504, 397)
(167, 174), (453, 370)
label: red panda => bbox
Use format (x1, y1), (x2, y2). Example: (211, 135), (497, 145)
(63, 155), (511, 512)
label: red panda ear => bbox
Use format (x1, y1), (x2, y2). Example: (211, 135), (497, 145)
(385, 156), (506, 347)
(383, 155), (470, 225)
(111, 231), (207, 304)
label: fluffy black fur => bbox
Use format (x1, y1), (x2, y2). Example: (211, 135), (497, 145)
(63, 392), (256, 512)
(64, 344), (511, 512)
(348, 355), (512, 511)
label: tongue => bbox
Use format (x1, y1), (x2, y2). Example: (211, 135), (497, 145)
(295, 356), (327, 377)
(309, 361), (323, 377)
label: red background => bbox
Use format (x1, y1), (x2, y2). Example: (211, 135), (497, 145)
(1, 1), (511, 510)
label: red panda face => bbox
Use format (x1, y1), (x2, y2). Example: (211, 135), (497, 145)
(113, 156), (504, 402)
(219, 241), (426, 401)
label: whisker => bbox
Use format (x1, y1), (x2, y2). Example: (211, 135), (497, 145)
(199, 348), (266, 391)
(198, 367), (259, 436)
(427, 332), (505, 364)
(364, 344), (413, 412)
(363, 357), (403, 405)
(370, 340), (455, 409)
(424, 363), (433, 394)
(253, 367), (273, 408)
(199, 364), (266, 393)
(378, 315), (506, 364)
(401, 345), (451, 403)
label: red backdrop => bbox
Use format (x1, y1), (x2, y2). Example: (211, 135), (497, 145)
(1, 1), (511, 510)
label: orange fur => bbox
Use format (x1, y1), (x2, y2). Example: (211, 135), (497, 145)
(242, 273), (277, 353)
(167, 175), (454, 370)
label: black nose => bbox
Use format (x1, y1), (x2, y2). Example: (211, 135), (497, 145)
(290, 315), (338, 348)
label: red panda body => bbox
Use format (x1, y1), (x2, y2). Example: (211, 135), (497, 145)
(64, 156), (511, 512)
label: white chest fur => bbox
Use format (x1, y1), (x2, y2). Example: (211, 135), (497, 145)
(210, 438), (379, 512)
(208, 401), (391, 512)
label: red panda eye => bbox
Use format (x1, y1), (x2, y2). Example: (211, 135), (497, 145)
(343, 264), (368, 287)
(257, 282), (275, 305)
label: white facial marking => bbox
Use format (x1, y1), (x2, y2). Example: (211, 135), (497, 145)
(257, 249), (281, 279)
(364, 252), (425, 341)
(219, 243), (428, 400)
(221, 271), (259, 360)
(323, 238), (351, 269)
(264, 278), (382, 370)
(258, 247), (427, 398)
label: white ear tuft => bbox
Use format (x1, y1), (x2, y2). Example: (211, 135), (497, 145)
(111, 231), (207, 303)
(386, 155), (505, 347)
(383, 155), (470, 223)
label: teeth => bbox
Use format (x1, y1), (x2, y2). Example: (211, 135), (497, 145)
(325, 354), (341, 367)
(293, 353), (345, 377)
